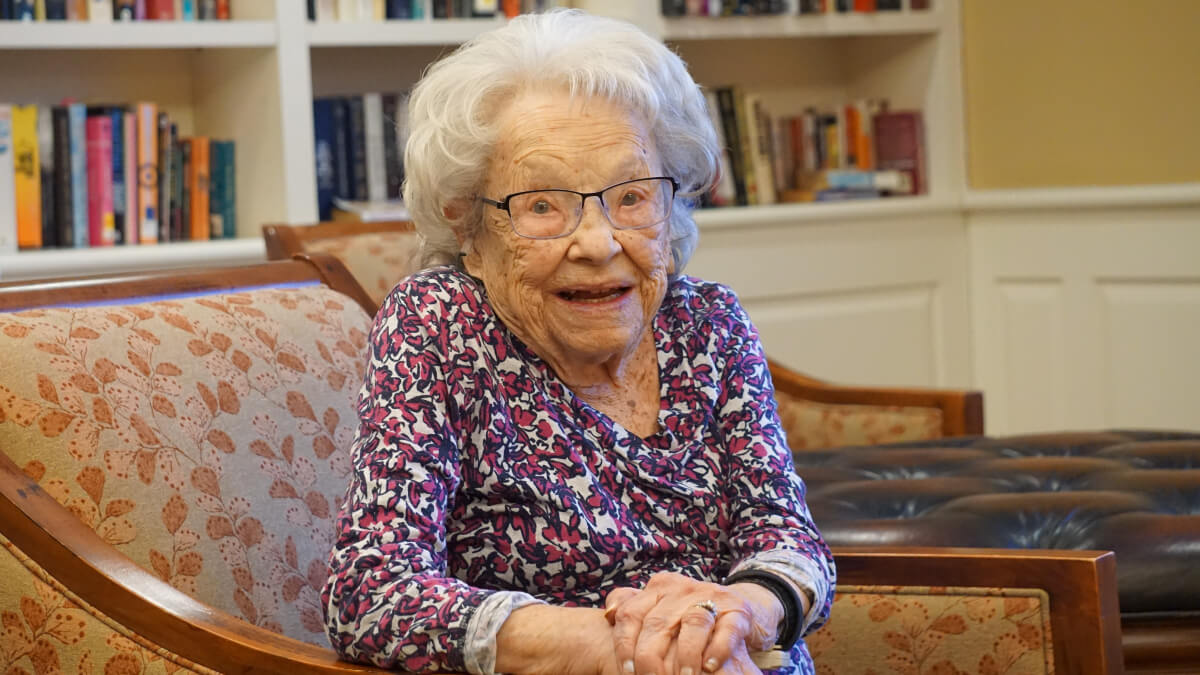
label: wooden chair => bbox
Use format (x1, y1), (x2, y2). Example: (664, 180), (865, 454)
(262, 220), (419, 309)
(769, 358), (985, 449)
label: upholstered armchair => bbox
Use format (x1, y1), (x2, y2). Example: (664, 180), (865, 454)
(0, 257), (1116, 673)
(262, 220), (418, 310)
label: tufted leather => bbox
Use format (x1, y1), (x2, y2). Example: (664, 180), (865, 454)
(800, 430), (1200, 617)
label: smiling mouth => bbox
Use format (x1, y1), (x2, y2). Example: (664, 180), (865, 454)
(557, 286), (632, 303)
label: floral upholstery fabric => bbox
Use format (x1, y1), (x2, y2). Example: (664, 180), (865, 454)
(0, 534), (212, 675)
(305, 231), (420, 309)
(0, 285), (372, 646)
(807, 585), (1054, 675)
(775, 391), (944, 450)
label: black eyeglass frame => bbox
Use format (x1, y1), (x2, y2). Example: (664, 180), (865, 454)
(480, 176), (680, 240)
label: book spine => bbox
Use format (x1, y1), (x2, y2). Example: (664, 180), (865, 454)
(51, 107), (73, 248)
(347, 96), (368, 201)
(312, 98), (336, 220)
(67, 103), (89, 248)
(714, 87), (747, 207)
(331, 98), (351, 199)
(64, 0), (84, 18)
(178, 138), (190, 239)
(109, 107), (125, 244)
(702, 90), (734, 207)
(380, 93), (403, 200)
(187, 136), (209, 240)
(13, 0), (34, 19)
(207, 140), (223, 239)
(730, 87), (759, 205)
(122, 111), (137, 245)
(169, 124), (183, 241)
(36, 106), (57, 248)
(221, 140), (235, 238)
(363, 92), (387, 202)
(214, 0), (227, 18)
(316, 0), (335, 20)
(114, 0), (133, 18)
(86, 113), (116, 246)
(44, 0), (66, 17)
(135, 102), (158, 243)
(156, 112), (172, 241)
(88, 0), (112, 20)
(749, 96), (777, 205)
(335, 0), (355, 19)
(180, 0), (193, 19)
(12, 105), (42, 249)
(0, 106), (16, 254)
(872, 109), (925, 194)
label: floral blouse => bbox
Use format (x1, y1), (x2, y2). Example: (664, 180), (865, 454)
(323, 267), (835, 675)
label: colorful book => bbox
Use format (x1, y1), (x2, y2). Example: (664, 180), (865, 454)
(385, 0), (410, 18)
(51, 107), (74, 248)
(185, 136), (209, 240)
(0, 106), (16, 254)
(207, 139), (224, 239)
(730, 87), (760, 205)
(122, 111), (137, 245)
(714, 87), (747, 206)
(65, 0), (85, 18)
(180, 0), (194, 19)
(178, 138), (191, 239)
(85, 112), (115, 246)
(36, 106), (57, 248)
(169, 124), (184, 241)
(88, 0), (112, 21)
(702, 90), (735, 207)
(216, 140), (235, 238)
(312, 98), (337, 220)
(156, 112), (172, 242)
(873, 109), (926, 194)
(67, 102), (89, 248)
(134, 102), (159, 243)
(12, 105), (42, 249)
(13, 0), (34, 20)
(108, 107), (126, 244)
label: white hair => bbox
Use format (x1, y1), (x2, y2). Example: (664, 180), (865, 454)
(402, 8), (720, 273)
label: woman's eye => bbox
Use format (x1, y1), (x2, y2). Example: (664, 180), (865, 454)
(531, 200), (553, 215)
(619, 191), (642, 206)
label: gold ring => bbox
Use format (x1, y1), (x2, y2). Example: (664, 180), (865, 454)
(695, 599), (718, 617)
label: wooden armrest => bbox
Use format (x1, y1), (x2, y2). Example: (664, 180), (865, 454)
(831, 546), (1125, 675)
(768, 358), (985, 437)
(0, 449), (392, 675)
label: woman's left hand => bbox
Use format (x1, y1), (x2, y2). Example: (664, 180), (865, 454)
(604, 571), (780, 675)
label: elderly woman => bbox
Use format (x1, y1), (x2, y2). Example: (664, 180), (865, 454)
(323, 9), (834, 675)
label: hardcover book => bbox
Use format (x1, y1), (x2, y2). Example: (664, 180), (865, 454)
(312, 98), (337, 220)
(85, 112), (116, 246)
(872, 109), (926, 195)
(67, 102), (89, 248)
(36, 106), (57, 248)
(362, 92), (387, 203)
(51, 106), (74, 248)
(12, 105), (42, 249)
(185, 136), (209, 240)
(135, 101), (158, 243)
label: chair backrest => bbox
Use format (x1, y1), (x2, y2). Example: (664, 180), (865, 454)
(263, 221), (419, 311)
(0, 255), (375, 654)
(815, 547), (1125, 675)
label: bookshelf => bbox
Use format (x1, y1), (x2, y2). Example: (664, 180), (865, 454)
(0, 0), (965, 281)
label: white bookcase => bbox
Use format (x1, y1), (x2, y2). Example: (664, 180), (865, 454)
(0, 0), (964, 281)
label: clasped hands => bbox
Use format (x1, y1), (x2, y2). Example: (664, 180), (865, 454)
(600, 571), (782, 675)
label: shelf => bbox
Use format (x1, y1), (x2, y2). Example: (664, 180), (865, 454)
(693, 195), (958, 231)
(660, 11), (942, 41)
(306, 18), (506, 47)
(0, 21), (277, 49)
(0, 239), (266, 281)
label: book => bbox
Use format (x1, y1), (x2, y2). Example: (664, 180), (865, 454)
(122, 111), (137, 245)
(797, 168), (912, 194)
(88, 0), (112, 21)
(185, 136), (209, 240)
(44, 0), (66, 18)
(872, 109), (925, 194)
(312, 98), (336, 220)
(214, 0), (227, 18)
(67, 102), (89, 248)
(335, 0), (356, 20)
(380, 93), (403, 200)
(178, 138), (190, 239)
(65, 0), (84, 18)
(50, 107), (74, 248)
(135, 101), (158, 243)
(713, 87), (747, 206)
(747, 94), (777, 205)
(180, 0), (193, 19)
(702, 90), (735, 207)
(346, 96), (368, 201)
(85, 112), (116, 246)
(207, 139), (224, 239)
(156, 112), (172, 242)
(12, 105), (42, 249)
(146, 0), (172, 18)
(108, 107), (126, 244)
(114, 0), (134, 18)
(13, 0), (34, 19)
(169, 124), (183, 241)
(330, 98), (352, 200)
(315, 0), (334, 20)
(0, 106), (16, 254)
(36, 106), (56, 248)
(730, 87), (760, 205)
(362, 92), (387, 203)
(216, 140), (235, 238)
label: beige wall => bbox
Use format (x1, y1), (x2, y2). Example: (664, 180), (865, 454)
(962, 0), (1200, 189)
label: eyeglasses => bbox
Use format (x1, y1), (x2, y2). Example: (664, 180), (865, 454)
(481, 176), (679, 240)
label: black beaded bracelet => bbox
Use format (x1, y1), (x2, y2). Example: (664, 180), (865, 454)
(724, 569), (804, 650)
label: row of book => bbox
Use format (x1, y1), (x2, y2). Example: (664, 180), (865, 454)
(0, 0), (234, 21)
(703, 87), (925, 206)
(0, 102), (236, 254)
(306, 0), (564, 22)
(313, 94), (407, 222)
(662, 0), (929, 16)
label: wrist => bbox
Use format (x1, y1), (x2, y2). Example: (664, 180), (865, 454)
(728, 582), (785, 647)
(725, 569), (805, 649)
(495, 605), (612, 675)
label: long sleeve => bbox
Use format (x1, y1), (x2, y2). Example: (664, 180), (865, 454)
(322, 278), (530, 674)
(713, 293), (836, 635)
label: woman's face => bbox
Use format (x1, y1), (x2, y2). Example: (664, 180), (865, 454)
(462, 90), (674, 373)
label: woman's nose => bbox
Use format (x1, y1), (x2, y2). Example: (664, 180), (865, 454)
(568, 196), (621, 262)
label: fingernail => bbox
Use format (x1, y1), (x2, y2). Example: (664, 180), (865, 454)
(682, 669), (694, 675)
(623, 660), (635, 673)
(704, 658), (719, 672)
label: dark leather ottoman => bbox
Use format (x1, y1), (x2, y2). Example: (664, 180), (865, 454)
(798, 430), (1200, 674)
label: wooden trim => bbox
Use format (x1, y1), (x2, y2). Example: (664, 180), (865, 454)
(833, 546), (1125, 675)
(0, 450), (391, 674)
(261, 221), (416, 261)
(0, 255), (371, 317)
(1120, 616), (1200, 674)
(769, 358), (985, 437)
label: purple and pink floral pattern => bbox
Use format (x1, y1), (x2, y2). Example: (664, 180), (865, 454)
(323, 268), (835, 674)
